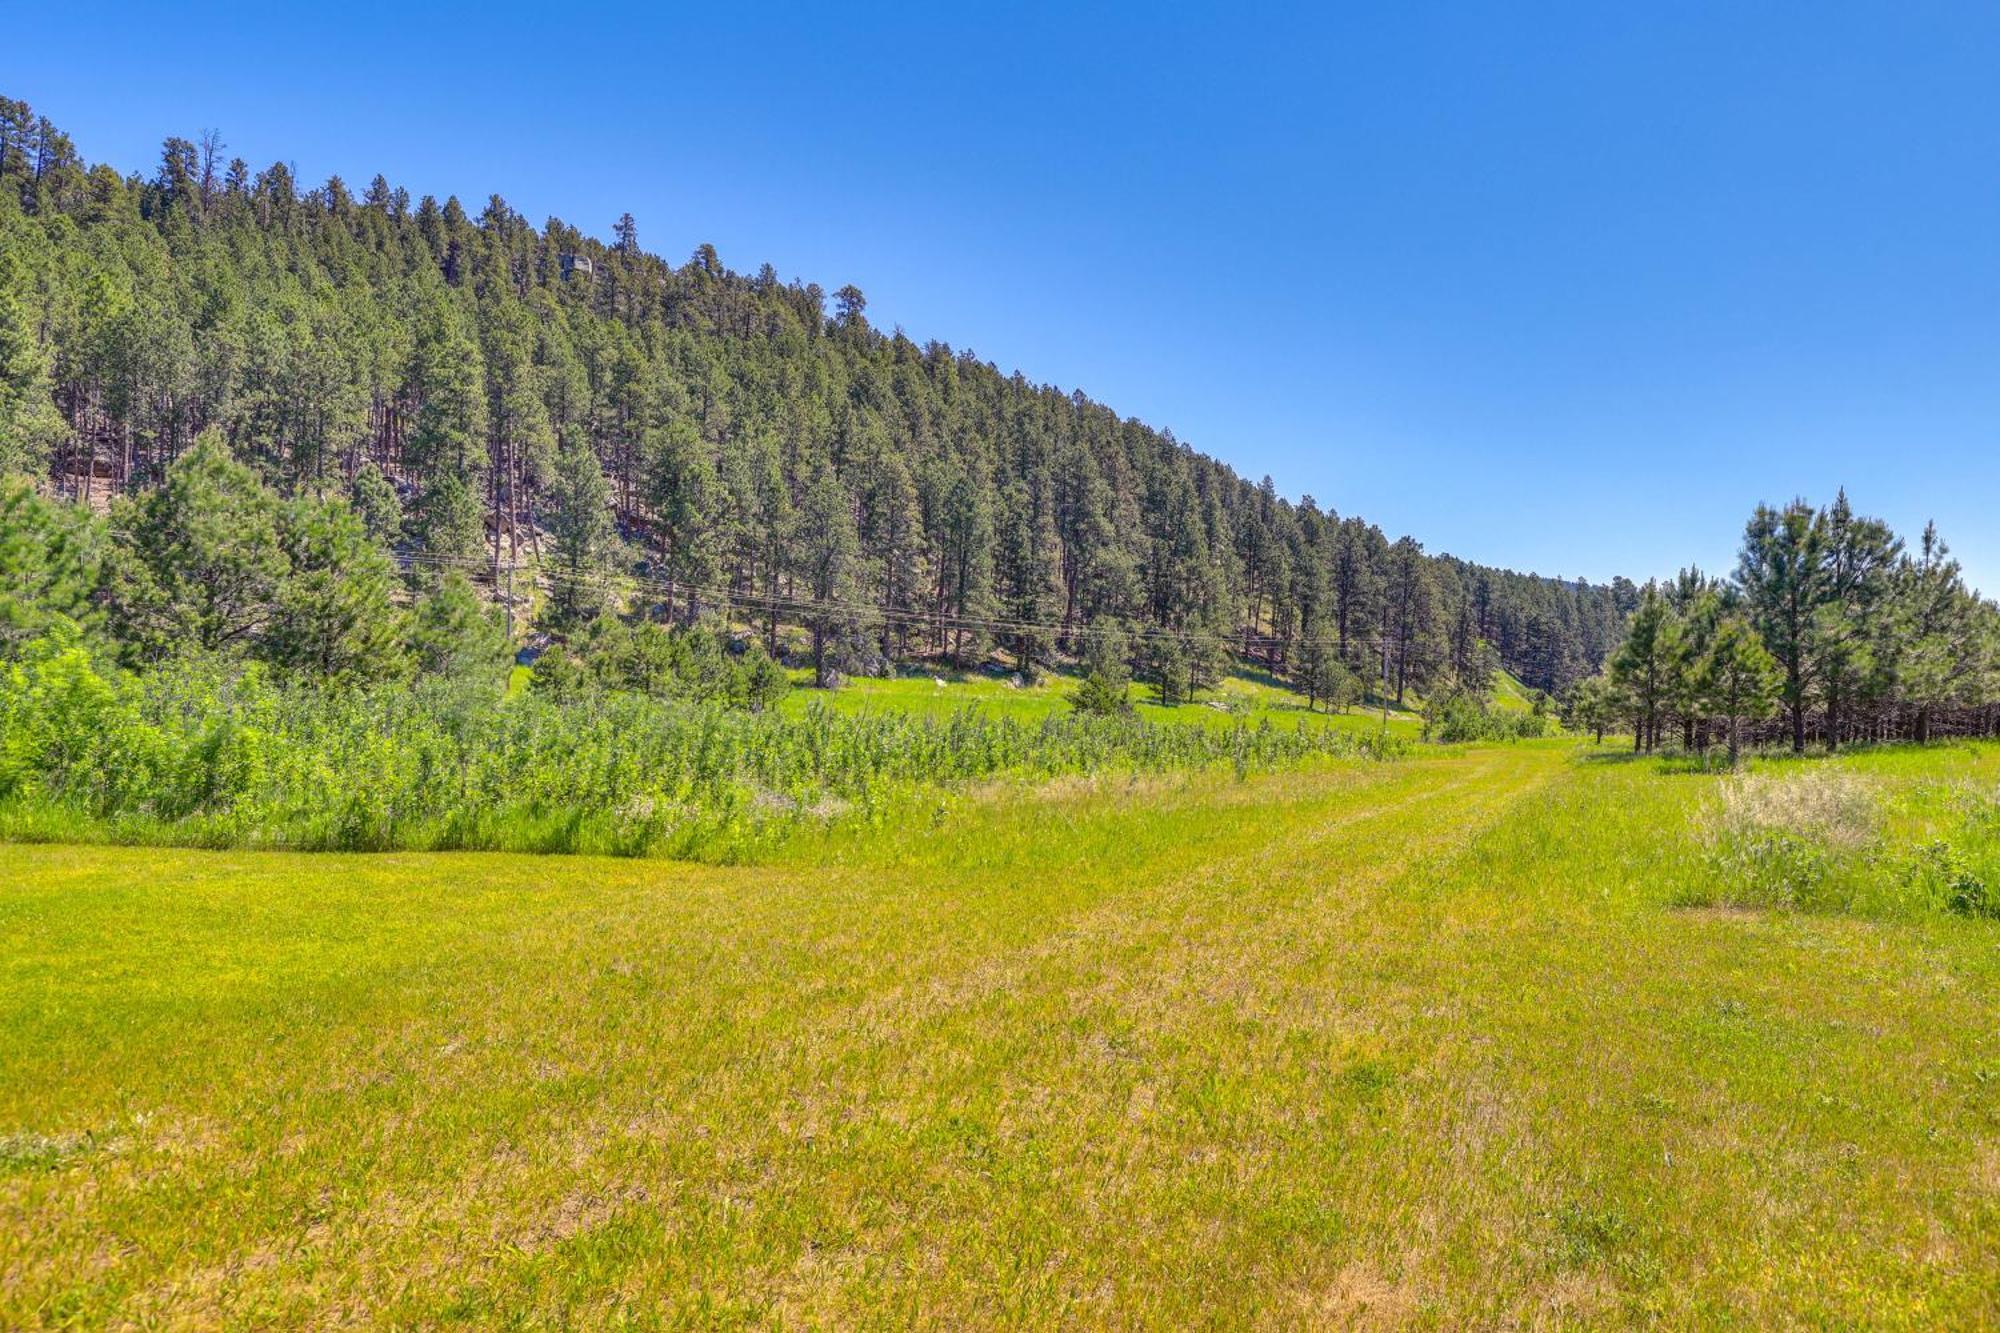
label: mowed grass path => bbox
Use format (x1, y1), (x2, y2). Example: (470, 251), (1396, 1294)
(4, 745), (1999, 1326)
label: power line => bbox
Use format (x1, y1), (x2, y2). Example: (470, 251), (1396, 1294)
(396, 549), (1410, 653)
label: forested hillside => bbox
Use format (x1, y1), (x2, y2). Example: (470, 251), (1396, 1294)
(0, 96), (1624, 696)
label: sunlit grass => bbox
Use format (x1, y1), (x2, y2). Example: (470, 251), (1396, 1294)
(1488, 668), (1540, 714)
(783, 661), (1425, 736)
(4, 743), (1998, 1325)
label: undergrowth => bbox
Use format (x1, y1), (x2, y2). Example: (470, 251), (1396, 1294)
(0, 646), (1403, 857)
(1678, 763), (2000, 919)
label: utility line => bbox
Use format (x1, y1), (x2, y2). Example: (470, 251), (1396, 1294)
(394, 549), (1408, 652)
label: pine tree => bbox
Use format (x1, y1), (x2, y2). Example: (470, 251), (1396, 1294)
(406, 300), (487, 556)
(349, 462), (403, 547)
(859, 441), (925, 661)
(1895, 523), (1985, 743)
(797, 461), (862, 687)
(1610, 585), (1678, 752)
(408, 570), (511, 680)
(267, 497), (408, 683)
(1386, 538), (1444, 704)
(643, 419), (720, 622)
(1295, 617), (1341, 712)
(1698, 613), (1779, 765)
(1559, 674), (1616, 744)
(1145, 631), (1190, 706)
(546, 434), (615, 627)
(994, 478), (1059, 674)
(481, 301), (553, 581)
(104, 430), (288, 660)
(935, 461), (995, 667)
(0, 479), (103, 652)
(1071, 619), (1134, 715)
(1737, 500), (1827, 753)
(0, 247), (63, 477)
(1813, 490), (1899, 749)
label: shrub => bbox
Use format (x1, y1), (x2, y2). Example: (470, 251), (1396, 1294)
(1693, 770), (1879, 910)
(734, 642), (791, 714)
(527, 645), (591, 702)
(1916, 840), (1996, 918)
(1070, 670), (1133, 717)
(1426, 693), (1551, 742)
(0, 625), (1404, 855)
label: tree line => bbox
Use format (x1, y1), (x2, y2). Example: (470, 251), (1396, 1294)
(1565, 492), (1999, 758)
(0, 95), (1626, 701)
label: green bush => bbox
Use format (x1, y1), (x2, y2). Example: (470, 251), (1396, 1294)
(0, 626), (1401, 856)
(1427, 693), (1552, 743)
(1917, 840), (1995, 918)
(1070, 670), (1133, 717)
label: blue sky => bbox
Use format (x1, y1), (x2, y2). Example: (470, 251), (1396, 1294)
(9, 3), (1999, 591)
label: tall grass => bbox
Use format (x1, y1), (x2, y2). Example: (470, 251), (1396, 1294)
(0, 645), (1400, 856)
(1683, 761), (2000, 917)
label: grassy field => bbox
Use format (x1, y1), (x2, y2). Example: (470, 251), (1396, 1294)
(1488, 668), (1542, 714)
(780, 661), (1427, 736)
(5, 742), (2000, 1325)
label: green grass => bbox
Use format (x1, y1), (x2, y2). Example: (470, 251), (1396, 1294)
(1489, 668), (1541, 714)
(5, 743), (2000, 1325)
(782, 661), (1424, 737)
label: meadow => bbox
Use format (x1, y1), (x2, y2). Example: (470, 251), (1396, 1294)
(779, 661), (1431, 734)
(5, 740), (1999, 1326)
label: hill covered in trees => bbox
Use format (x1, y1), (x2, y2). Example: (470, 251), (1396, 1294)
(0, 95), (1626, 700)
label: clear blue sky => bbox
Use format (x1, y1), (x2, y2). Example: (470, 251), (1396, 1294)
(10, 3), (1999, 591)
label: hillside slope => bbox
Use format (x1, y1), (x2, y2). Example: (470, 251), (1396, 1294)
(0, 95), (1627, 694)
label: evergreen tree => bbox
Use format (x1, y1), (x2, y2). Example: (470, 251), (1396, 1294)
(859, 442), (925, 662)
(481, 301), (553, 577)
(408, 570), (511, 680)
(1145, 630), (1191, 706)
(733, 640), (790, 713)
(1698, 613), (1779, 765)
(1895, 523), (1986, 743)
(0, 247), (62, 477)
(994, 478), (1059, 674)
(934, 461), (995, 667)
(1558, 674), (1616, 744)
(643, 419), (720, 622)
(1610, 585), (1678, 752)
(1386, 538), (1444, 704)
(1813, 491), (1899, 749)
(1736, 500), (1827, 753)
(105, 431), (287, 660)
(406, 299), (487, 553)
(1295, 618), (1342, 712)
(1071, 621), (1134, 716)
(0, 479), (103, 652)
(547, 434), (615, 627)
(797, 461), (862, 687)
(267, 497), (408, 683)
(349, 462), (403, 548)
